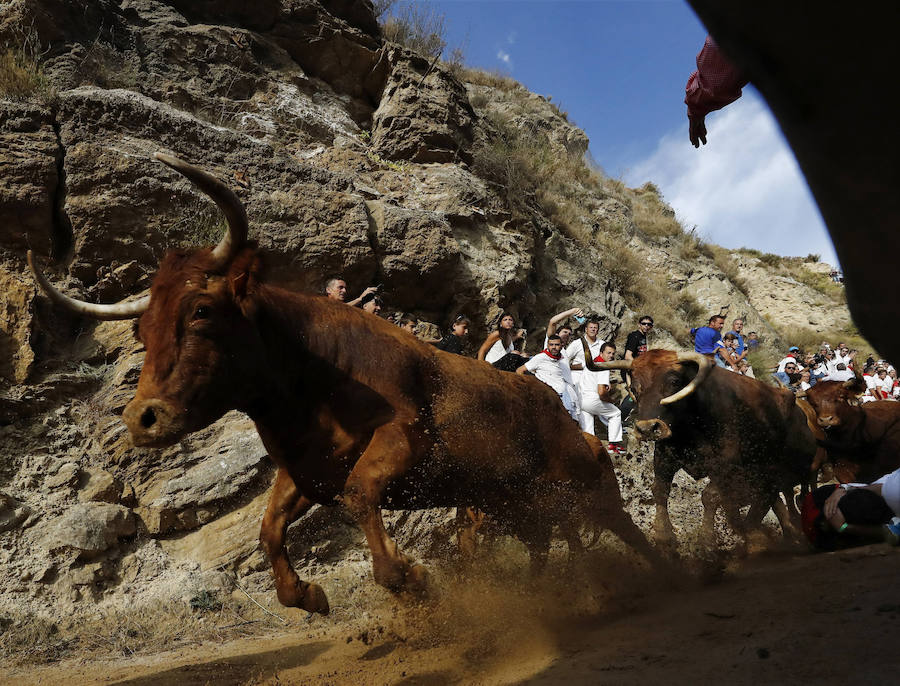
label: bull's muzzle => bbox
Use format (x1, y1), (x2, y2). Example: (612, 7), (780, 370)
(817, 415), (839, 429)
(123, 397), (184, 447)
(634, 418), (673, 441)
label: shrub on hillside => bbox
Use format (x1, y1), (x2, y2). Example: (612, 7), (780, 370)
(380, 3), (447, 58)
(631, 187), (683, 239)
(0, 44), (55, 104)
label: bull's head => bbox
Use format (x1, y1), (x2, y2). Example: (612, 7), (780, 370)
(28, 153), (263, 447)
(802, 378), (867, 429)
(581, 342), (713, 442)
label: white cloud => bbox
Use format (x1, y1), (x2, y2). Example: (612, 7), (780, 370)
(497, 49), (512, 67)
(625, 94), (839, 267)
(506, 31), (517, 45)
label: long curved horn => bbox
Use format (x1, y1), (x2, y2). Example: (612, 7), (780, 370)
(659, 351), (714, 405)
(580, 336), (632, 372)
(27, 251), (149, 320)
(153, 152), (248, 267)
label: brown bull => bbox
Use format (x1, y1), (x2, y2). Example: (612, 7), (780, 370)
(585, 348), (816, 547)
(802, 380), (900, 484)
(28, 152), (662, 614)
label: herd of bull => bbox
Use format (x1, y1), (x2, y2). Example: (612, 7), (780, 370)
(25, 154), (900, 615)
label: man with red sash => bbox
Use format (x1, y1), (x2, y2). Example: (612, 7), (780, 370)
(517, 334), (580, 421)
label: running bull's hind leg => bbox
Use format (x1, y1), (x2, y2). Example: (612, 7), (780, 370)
(584, 435), (667, 569)
(260, 467), (330, 614)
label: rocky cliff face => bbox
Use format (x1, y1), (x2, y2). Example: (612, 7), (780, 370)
(0, 0), (853, 638)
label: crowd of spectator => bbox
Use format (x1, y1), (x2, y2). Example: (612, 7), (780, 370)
(325, 275), (896, 451)
(323, 276), (648, 451)
(770, 340), (898, 401)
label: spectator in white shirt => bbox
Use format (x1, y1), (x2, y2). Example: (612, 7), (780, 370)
(517, 334), (579, 421)
(862, 365), (879, 402)
(834, 344), (853, 368)
(545, 307), (584, 348)
(799, 369), (813, 391)
(874, 367), (893, 399)
(579, 342), (625, 453)
(564, 317), (604, 387)
(827, 363), (855, 382)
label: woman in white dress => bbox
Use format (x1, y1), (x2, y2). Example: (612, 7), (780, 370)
(477, 312), (526, 372)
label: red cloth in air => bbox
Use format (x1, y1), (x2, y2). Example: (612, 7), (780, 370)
(685, 36), (749, 119)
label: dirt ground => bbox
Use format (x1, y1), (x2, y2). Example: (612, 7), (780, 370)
(4, 541), (900, 686)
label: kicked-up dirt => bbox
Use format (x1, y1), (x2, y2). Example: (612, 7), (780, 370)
(4, 542), (899, 685)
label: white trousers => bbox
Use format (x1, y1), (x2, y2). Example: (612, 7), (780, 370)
(560, 386), (580, 422)
(580, 397), (622, 442)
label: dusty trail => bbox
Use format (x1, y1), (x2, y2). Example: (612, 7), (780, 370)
(5, 544), (899, 685)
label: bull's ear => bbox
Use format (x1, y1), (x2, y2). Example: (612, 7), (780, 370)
(227, 248), (261, 301)
(843, 377), (867, 396)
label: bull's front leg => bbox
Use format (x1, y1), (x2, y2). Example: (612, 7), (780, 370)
(343, 424), (428, 594)
(651, 449), (679, 547)
(260, 467), (330, 614)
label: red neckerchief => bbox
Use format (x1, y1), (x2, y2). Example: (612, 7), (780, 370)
(542, 348), (562, 360)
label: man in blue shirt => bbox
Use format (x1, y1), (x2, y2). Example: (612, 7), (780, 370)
(692, 315), (731, 366)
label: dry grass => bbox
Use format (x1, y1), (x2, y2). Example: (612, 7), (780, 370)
(380, 3), (447, 58)
(788, 265), (845, 302)
(67, 40), (140, 90)
(0, 45), (55, 104)
(456, 65), (520, 91)
(631, 184), (683, 239)
(740, 248), (845, 303)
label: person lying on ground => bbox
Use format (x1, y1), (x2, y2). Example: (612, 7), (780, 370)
(801, 468), (900, 550)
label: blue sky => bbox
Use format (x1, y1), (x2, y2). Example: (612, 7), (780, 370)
(404, 0), (837, 265)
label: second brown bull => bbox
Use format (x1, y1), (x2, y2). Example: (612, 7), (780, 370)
(801, 379), (900, 484)
(585, 347), (817, 548)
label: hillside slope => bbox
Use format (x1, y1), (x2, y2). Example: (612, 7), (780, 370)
(0, 0), (858, 661)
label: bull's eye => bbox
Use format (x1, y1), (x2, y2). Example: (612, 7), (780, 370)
(192, 305), (212, 321)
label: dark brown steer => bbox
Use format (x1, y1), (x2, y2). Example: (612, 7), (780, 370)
(28, 152), (662, 614)
(586, 348), (816, 548)
(802, 380), (900, 484)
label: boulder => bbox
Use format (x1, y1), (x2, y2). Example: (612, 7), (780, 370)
(135, 416), (269, 535)
(371, 48), (475, 164)
(76, 466), (123, 503)
(40, 502), (135, 558)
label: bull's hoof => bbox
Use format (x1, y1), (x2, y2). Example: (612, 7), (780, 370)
(651, 529), (678, 552)
(744, 530), (771, 556)
(404, 564), (429, 595)
(301, 582), (330, 615)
